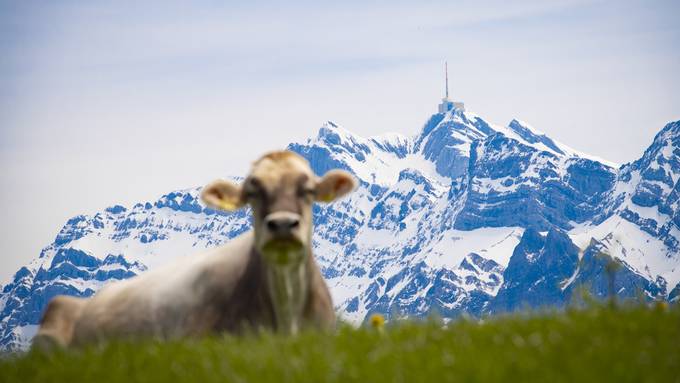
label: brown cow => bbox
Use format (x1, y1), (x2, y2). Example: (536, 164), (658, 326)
(32, 150), (356, 349)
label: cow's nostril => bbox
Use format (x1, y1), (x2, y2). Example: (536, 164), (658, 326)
(265, 212), (302, 235)
(267, 218), (299, 232)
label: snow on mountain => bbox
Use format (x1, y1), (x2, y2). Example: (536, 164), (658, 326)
(1, 107), (678, 350)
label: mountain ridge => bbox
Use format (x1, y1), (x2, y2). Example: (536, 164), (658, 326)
(1, 107), (678, 350)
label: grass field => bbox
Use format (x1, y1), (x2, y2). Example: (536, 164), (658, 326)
(1, 304), (678, 382)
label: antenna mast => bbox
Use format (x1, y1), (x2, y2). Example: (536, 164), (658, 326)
(445, 61), (449, 99)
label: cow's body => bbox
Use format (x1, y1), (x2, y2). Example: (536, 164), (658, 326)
(34, 151), (354, 349)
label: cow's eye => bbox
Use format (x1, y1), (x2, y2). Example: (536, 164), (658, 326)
(298, 187), (315, 198)
(244, 186), (265, 201)
(244, 179), (266, 201)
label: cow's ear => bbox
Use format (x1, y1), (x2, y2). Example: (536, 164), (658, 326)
(315, 170), (357, 203)
(201, 179), (245, 211)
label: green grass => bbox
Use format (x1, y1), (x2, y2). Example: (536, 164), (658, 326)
(1, 304), (679, 383)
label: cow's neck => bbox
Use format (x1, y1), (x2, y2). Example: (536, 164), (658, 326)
(263, 250), (309, 335)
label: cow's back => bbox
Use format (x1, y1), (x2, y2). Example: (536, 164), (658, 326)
(70, 232), (254, 345)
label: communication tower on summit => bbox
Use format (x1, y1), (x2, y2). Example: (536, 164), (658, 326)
(438, 61), (465, 114)
(445, 61), (449, 99)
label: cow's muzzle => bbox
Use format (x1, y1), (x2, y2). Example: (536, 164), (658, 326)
(260, 211), (305, 265)
(264, 211), (301, 238)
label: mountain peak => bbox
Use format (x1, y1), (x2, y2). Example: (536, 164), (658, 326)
(508, 119), (544, 134)
(654, 120), (680, 143)
(506, 119), (565, 156)
(501, 118), (618, 168)
(316, 121), (362, 145)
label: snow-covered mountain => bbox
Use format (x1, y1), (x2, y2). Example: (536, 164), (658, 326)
(1, 107), (678, 350)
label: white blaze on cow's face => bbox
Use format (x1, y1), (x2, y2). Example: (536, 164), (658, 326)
(201, 151), (357, 266)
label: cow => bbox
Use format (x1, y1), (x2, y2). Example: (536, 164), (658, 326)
(32, 150), (357, 349)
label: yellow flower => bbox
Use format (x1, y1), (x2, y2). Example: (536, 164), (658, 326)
(370, 314), (385, 330)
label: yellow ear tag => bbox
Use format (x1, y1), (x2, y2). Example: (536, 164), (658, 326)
(219, 200), (239, 211)
(318, 193), (335, 203)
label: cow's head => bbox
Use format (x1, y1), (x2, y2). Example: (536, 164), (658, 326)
(201, 151), (356, 266)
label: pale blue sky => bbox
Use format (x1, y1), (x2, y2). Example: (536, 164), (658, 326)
(1, 0), (679, 279)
